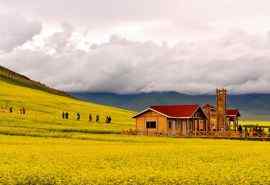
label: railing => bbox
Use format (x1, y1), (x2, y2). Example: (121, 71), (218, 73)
(184, 131), (242, 137)
(128, 130), (270, 140)
(134, 130), (241, 137)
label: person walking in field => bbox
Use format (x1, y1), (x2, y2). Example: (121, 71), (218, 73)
(77, 113), (80, 121)
(89, 114), (92, 122)
(65, 112), (69, 119)
(9, 107), (13, 113)
(22, 107), (26, 115)
(96, 115), (99, 123)
(62, 112), (65, 119)
(238, 125), (243, 137)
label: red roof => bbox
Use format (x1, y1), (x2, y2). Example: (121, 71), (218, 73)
(226, 109), (240, 117)
(150, 105), (200, 117)
(133, 104), (201, 118)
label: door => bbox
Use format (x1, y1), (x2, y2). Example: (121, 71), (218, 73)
(182, 120), (187, 135)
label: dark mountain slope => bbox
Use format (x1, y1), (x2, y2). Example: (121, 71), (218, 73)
(72, 91), (270, 120)
(0, 65), (70, 97)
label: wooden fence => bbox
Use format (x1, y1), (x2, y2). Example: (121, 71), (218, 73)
(132, 129), (270, 140)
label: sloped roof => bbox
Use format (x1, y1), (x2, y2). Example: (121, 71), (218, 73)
(133, 104), (204, 118)
(203, 104), (241, 117)
(202, 104), (216, 110)
(226, 109), (240, 117)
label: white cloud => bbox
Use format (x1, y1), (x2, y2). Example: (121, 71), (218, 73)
(0, 12), (42, 52)
(1, 24), (270, 94)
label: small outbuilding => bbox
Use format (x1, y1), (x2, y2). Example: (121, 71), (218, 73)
(226, 109), (241, 131)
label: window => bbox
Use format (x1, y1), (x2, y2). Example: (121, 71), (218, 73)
(146, 121), (157, 129)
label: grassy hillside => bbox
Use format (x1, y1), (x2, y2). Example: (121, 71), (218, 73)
(0, 78), (134, 137)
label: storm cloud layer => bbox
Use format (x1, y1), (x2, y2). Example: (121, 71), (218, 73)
(1, 0), (270, 94)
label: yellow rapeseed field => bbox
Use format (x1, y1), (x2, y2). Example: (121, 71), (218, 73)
(1, 77), (270, 184)
(1, 135), (270, 185)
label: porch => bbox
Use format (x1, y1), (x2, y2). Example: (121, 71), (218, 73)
(166, 118), (208, 136)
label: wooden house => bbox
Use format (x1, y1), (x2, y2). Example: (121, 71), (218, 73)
(133, 89), (241, 137)
(133, 104), (208, 136)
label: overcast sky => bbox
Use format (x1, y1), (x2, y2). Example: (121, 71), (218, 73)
(1, 0), (270, 94)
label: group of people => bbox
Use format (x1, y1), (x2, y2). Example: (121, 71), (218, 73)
(238, 125), (243, 132)
(62, 112), (69, 119)
(19, 107), (26, 115)
(5, 106), (26, 115)
(62, 112), (112, 123)
(88, 114), (99, 122)
(105, 116), (112, 123)
(62, 112), (81, 120)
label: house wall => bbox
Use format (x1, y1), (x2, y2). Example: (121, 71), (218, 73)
(136, 110), (167, 134)
(209, 111), (217, 130)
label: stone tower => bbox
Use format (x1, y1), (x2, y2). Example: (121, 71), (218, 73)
(216, 88), (227, 131)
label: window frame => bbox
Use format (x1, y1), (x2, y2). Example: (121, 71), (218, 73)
(145, 121), (157, 129)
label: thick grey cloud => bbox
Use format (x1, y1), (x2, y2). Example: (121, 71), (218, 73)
(1, 24), (270, 94)
(1, 1), (270, 94)
(0, 12), (41, 52)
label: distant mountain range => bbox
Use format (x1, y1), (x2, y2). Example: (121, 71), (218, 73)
(2, 65), (269, 120)
(71, 91), (270, 120)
